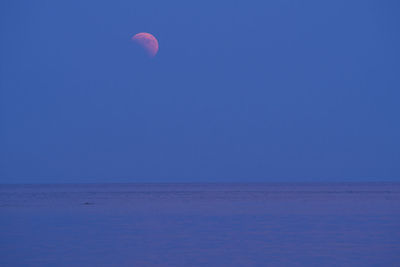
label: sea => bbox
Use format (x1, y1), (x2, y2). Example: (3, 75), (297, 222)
(1, 183), (399, 266)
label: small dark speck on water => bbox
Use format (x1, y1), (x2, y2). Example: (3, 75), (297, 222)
(1, 183), (399, 266)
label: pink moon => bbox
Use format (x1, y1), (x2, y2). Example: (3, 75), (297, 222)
(131, 32), (159, 58)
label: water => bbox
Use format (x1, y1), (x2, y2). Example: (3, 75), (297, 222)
(1, 183), (399, 266)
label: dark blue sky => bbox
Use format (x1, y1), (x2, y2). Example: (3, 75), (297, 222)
(1, 0), (399, 183)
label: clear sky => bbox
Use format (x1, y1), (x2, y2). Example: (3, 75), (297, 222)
(1, 0), (399, 183)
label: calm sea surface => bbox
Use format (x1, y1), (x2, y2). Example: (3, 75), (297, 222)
(1, 183), (399, 266)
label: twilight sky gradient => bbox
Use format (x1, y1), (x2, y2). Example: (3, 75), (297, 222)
(1, 0), (399, 183)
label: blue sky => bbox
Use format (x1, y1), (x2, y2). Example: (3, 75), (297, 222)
(1, 0), (399, 183)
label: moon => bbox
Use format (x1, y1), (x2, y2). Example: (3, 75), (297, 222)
(131, 33), (159, 58)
